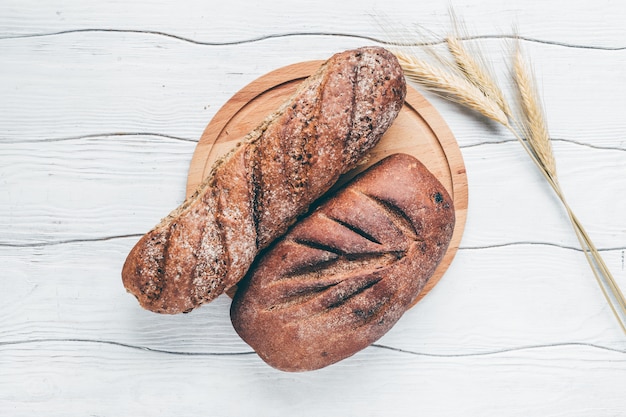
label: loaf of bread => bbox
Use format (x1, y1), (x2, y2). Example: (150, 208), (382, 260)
(122, 47), (406, 314)
(230, 153), (455, 371)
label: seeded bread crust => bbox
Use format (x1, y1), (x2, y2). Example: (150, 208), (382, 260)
(230, 153), (455, 372)
(122, 47), (406, 314)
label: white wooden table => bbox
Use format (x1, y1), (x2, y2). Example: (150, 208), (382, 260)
(2, 1), (625, 415)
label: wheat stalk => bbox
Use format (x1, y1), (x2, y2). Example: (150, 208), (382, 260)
(511, 43), (626, 333)
(391, 24), (626, 334)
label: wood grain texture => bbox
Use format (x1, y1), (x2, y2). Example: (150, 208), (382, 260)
(1, 0), (626, 415)
(1, 341), (626, 417)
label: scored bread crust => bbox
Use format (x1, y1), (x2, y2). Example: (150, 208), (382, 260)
(230, 153), (455, 372)
(122, 47), (407, 314)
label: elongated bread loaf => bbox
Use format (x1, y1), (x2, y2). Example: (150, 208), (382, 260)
(230, 153), (455, 371)
(122, 47), (406, 314)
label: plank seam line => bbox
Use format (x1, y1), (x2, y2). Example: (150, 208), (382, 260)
(1, 132), (196, 145)
(371, 342), (626, 357)
(1, 338), (624, 357)
(3, 133), (624, 152)
(0, 29), (624, 51)
(460, 242), (625, 252)
(460, 138), (626, 153)
(0, 234), (145, 248)
(0, 338), (254, 356)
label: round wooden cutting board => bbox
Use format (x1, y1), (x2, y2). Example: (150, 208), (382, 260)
(187, 61), (468, 305)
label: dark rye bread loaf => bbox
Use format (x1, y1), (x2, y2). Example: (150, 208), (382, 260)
(122, 47), (406, 314)
(230, 153), (455, 372)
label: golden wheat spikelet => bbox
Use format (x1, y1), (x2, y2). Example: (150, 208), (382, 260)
(394, 50), (508, 125)
(512, 46), (558, 180)
(445, 35), (512, 118)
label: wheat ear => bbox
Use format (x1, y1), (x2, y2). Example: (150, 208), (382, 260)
(512, 47), (558, 180)
(394, 50), (508, 125)
(445, 35), (512, 118)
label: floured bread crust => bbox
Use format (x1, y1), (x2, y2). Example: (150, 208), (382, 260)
(230, 153), (455, 372)
(122, 47), (406, 314)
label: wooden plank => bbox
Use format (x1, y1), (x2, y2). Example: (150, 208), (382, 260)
(0, 34), (625, 149)
(1, 341), (625, 416)
(0, 135), (194, 244)
(2, 0), (626, 48)
(461, 140), (626, 250)
(2, 138), (623, 248)
(1, 240), (624, 352)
